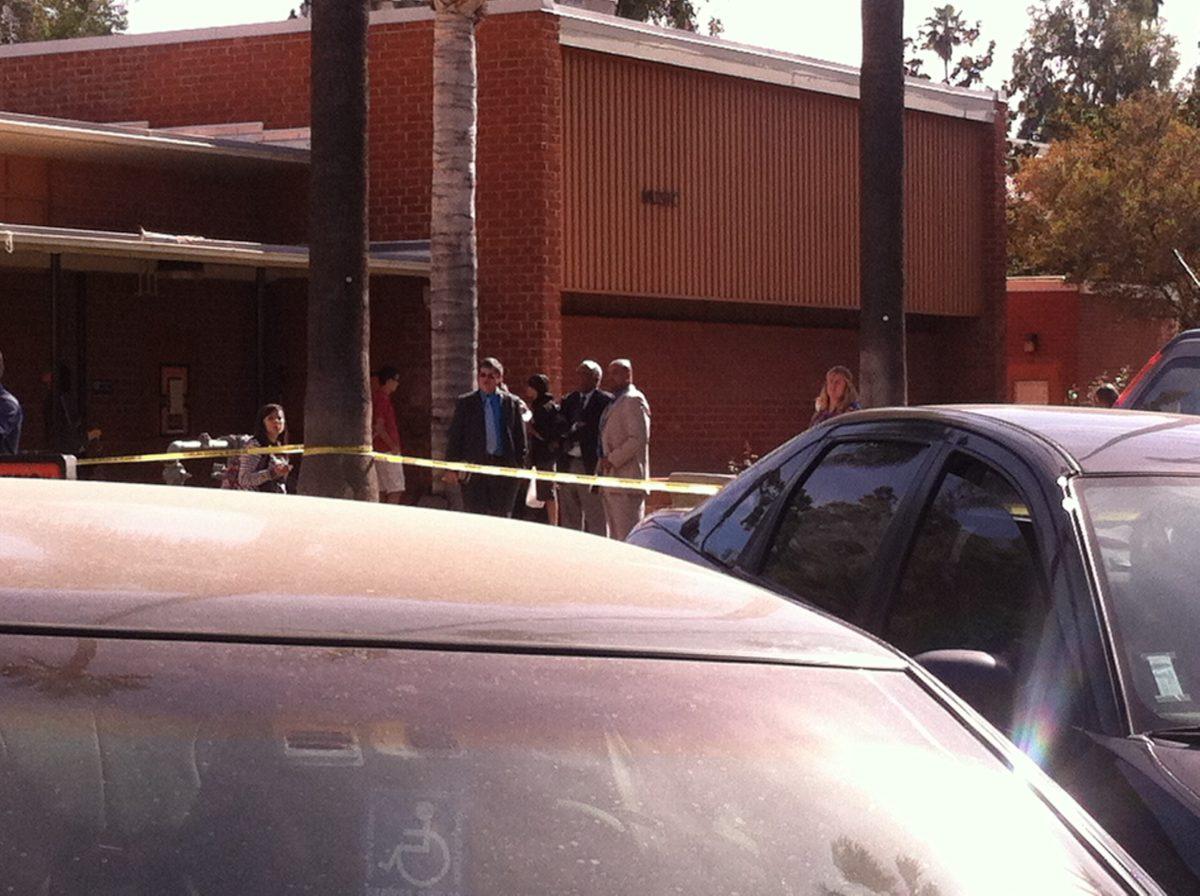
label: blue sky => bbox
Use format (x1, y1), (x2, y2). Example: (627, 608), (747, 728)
(124, 0), (1200, 93)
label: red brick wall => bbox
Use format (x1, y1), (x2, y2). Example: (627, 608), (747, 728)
(368, 22), (433, 242)
(476, 14), (563, 387)
(0, 14), (563, 386)
(0, 33), (311, 128)
(1, 15), (1010, 483)
(1006, 286), (1079, 404)
(1004, 279), (1174, 403)
(563, 314), (941, 474)
(1077, 293), (1174, 387)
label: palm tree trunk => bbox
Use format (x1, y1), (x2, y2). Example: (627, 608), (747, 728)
(859, 0), (907, 407)
(299, 0), (375, 500)
(430, 0), (486, 475)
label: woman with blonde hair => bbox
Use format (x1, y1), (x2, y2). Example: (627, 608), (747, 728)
(809, 366), (860, 429)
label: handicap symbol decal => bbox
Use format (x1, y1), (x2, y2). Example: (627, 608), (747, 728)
(368, 792), (464, 895)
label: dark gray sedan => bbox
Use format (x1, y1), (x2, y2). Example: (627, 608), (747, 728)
(0, 476), (1163, 895)
(630, 405), (1200, 892)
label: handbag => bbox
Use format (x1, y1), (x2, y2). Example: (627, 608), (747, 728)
(525, 475), (545, 510)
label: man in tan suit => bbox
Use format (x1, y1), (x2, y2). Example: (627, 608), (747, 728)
(597, 358), (651, 540)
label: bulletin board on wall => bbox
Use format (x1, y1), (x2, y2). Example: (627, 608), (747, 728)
(160, 364), (189, 436)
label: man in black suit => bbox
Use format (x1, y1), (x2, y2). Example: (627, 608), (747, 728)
(445, 356), (528, 517)
(557, 359), (613, 535)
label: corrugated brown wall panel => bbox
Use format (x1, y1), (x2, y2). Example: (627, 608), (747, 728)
(563, 49), (989, 316)
(904, 112), (985, 315)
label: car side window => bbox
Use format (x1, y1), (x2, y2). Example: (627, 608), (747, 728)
(882, 452), (1048, 677)
(758, 441), (928, 618)
(1134, 358), (1200, 414)
(701, 447), (814, 566)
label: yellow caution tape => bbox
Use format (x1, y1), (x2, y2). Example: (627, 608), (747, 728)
(73, 443), (309, 466)
(75, 444), (725, 497)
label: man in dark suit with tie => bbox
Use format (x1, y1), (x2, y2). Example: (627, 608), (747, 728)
(557, 359), (613, 535)
(445, 357), (528, 517)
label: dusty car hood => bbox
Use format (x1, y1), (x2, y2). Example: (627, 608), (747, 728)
(0, 479), (905, 670)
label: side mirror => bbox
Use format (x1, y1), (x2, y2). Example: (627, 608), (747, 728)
(913, 649), (1014, 730)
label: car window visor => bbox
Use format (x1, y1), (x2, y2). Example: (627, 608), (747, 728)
(1144, 726), (1200, 744)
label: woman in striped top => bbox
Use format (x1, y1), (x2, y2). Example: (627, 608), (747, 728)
(238, 403), (292, 493)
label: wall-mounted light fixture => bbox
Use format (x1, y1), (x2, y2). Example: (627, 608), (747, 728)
(1023, 333), (1039, 354)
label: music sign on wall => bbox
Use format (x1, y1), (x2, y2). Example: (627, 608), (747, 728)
(641, 189), (680, 208)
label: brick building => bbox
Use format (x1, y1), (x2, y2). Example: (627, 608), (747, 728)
(1006, 276), (1174, 405)
(0, 0), (1007, 487)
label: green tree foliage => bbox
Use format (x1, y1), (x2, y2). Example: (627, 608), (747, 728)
(1009, 92), (1200, 326)
(615, 0), (722, 36)
(1008, 0), (1179, 143)
(903, 4), (995, 88)
(0, 0), (127, 44)
(1182, 68), (1200, 128)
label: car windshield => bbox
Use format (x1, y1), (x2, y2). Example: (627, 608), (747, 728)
(1076, 476), (1200, 732)
(0, 636), (1127, 895)
(1128, 357), (1200, 415)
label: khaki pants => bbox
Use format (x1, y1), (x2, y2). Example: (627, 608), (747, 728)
(558, 457), (607, 537)
(602, 489), (645, 541)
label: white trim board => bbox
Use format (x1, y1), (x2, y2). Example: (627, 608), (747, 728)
(0, 0), (549, 58)
(0, 112), (309, 167)
(0, 0), (997, 123)
(556, 7), (999, 122)
(0, 223), (429, 277)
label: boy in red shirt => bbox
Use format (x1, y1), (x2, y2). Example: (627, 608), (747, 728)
(372, 365), (406, 504)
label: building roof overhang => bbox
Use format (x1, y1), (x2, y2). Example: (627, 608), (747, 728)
(0, 1), (1000, 125)
(553, 4), (1001, 123)
(0, 223), (429, 278)
(0, 112), (310, 171)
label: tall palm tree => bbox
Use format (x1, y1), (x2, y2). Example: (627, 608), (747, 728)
(859, 0), (907, 407)
(299, 0), (375, 500)
(430, 0), (487, 476)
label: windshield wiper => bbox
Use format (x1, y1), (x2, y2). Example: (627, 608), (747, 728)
(1145, 726), (1200, 744)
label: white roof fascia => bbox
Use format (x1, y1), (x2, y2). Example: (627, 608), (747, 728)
(370, 0), (551, 25)
(0, 112), (309, 166)
(0, 223), (428, 277)
(0, 0), (998, 122)
(0, 0), (550, 58)
(0, 16), (309, 58)
(555, 7), (1000, 123)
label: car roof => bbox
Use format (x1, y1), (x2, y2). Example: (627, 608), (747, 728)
(1158, 329), (1200, 352)
(0, 478), (904, 670)
(829, 405), (1200, 477)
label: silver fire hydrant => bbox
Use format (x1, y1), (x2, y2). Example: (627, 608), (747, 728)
(161, 432), (250, 486)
